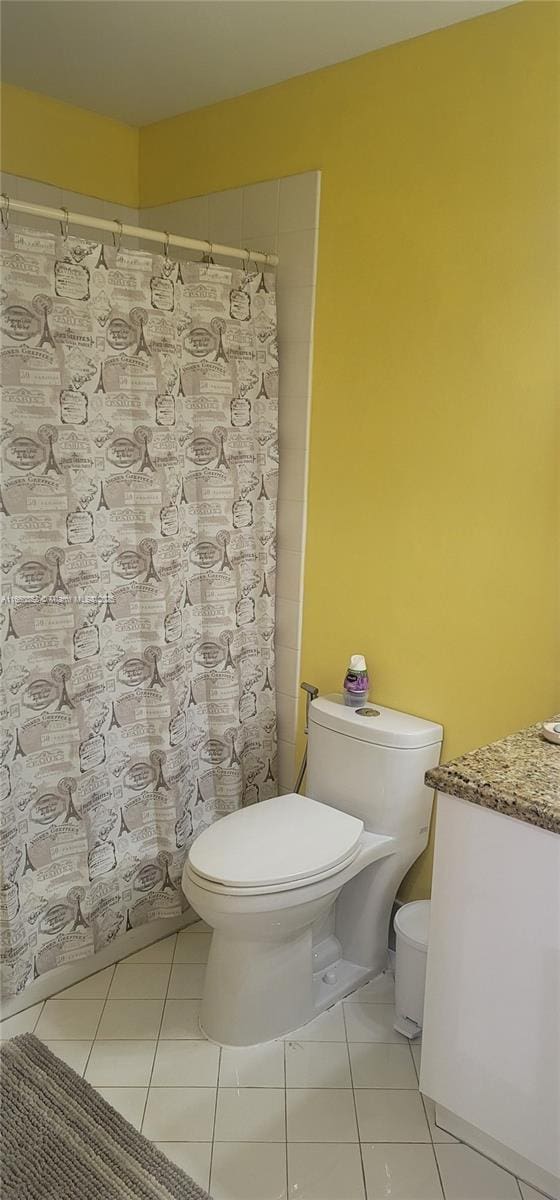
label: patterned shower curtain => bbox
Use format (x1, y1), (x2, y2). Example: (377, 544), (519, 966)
(0, 224), (278, 996)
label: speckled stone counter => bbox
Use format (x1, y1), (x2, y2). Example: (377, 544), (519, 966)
(425, 717), (560, 835)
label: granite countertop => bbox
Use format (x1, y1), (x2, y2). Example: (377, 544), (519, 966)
(425, 717), (560, 834)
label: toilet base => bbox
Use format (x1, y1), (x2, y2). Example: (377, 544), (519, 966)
(200, 933), (377, 1046)
(312, 955), (374, 1016)
(200, 925), (315, 1046)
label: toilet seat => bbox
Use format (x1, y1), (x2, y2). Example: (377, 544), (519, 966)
(185, 843), (362, 896)
(187, 792), (364, 895)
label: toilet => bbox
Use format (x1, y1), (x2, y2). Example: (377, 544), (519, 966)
(182, 694), (443, 1045)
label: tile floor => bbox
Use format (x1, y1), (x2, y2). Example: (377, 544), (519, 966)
(0, 925), (551, 1200)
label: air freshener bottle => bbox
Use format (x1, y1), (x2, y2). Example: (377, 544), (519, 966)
(343, 654), (370, 707)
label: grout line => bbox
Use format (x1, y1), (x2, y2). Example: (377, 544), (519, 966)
(283, 1038), (289, 1199)
(139, 957), (175, 1133)
(118, 1082), (439, 1090)
(30, 1002), (45, 1034)
(342, 1001), (368, 1199)
(432, 1144), (447, 1200)
(408, 1039), (420, 1084)
(207, 1046), (222, 1193)
(420, 1093), (447, 1199)
(81, 964), (117, 1079)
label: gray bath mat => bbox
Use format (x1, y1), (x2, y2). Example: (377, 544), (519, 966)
(0, 1033), (212, 1199)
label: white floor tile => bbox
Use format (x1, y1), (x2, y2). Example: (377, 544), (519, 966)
(211, 1141), (287, 1200)
(96, 1086), (147, 1131)
(361, 1143), (444, 1199)
(97, 999), (164, 1040)
(142, 1087), (216, 1141)
(214, 1088), (286, 1142)
(124, 935), (177, 964)
(355, 1089), (430, 1143)
(58, 967), (114, 1000)
(435, 1144), (522, 1200)
(421, 1095), (458, 1142)
(14, 932), (541, 1200)
(44, 1040), (92, 1075)
(285, 1040), (351, 1088)
(0, 1002), (44, 1039)
(344, 1003), (407, 1044)
(188, 920), (212, 933)
(35, 999), (104, 1040)
(286, 1088), (358, 1143)
(154, 1143), (212, 1192)
(174, 932), (211, 963)
(345, 971), (395, 1004)
(167, 964), (206, 999)
(85, 1040), (156, 1087)
(219, 1041), (285, 1088)
(288, 1004), (346, 1042)
(109, 963), (171, 999)
(151, 1039), (220, 1087)
(288, 1142), (365, 1199)
(160, 999), (201, 1039)
(348, 1043), (418, 1089)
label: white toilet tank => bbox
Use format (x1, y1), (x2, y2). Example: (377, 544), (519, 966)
(307, 695), (443, 844)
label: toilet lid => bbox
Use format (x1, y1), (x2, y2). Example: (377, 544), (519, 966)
(188, 793), (364, 888)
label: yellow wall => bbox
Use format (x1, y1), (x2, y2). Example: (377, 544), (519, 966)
(140, 2), (559, 896)
(0, 83), (138, 205)
(1, 4), (558, 896)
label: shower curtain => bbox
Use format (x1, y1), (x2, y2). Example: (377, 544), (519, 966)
(0, 224), (278, 996)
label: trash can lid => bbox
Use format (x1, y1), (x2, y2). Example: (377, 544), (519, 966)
(394, 900), (430, 952)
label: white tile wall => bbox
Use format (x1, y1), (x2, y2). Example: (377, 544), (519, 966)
(241, 179), (280, 240)
(143, 172), (321, 791)
(142, 195), (210, 247)
(209, 187), (243, 247)
(0, 173), (140, 245)
(275, 550), (303, 601)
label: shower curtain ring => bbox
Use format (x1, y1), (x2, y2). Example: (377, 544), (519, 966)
(163, 230), (170, 259)
(60, 206), (70, 240)
(243, 247), (256, 273)
(112, 218), (123, 254)
(0, 193), (10, 230)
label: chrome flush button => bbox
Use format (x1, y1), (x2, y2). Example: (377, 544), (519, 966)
(356, 707), (380, 717)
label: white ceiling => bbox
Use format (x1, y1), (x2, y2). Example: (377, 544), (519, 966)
(1, 0), (516, 127)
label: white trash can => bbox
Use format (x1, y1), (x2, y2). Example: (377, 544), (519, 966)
(393, 900), (430, 1039)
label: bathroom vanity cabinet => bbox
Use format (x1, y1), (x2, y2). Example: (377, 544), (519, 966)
(421, 721), (560, 1200)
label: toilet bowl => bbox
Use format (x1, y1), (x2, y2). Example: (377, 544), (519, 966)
(183, 793), (394, 1044)
(182, 695), (443, 1046)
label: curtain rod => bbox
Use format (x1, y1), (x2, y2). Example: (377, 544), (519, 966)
(2, 197), (279, 267)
